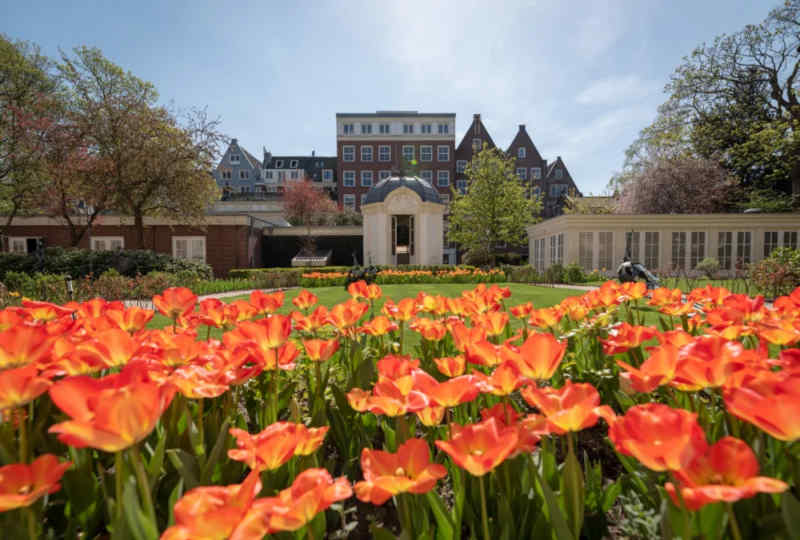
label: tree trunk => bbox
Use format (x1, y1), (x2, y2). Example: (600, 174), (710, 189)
(134, 212), (145, 249)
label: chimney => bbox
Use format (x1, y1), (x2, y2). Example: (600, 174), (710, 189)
(519, 124), (525, 131)
(473, 113), (480, 120)
(231, 138), (238, 145)
(312, 149), (315, 157)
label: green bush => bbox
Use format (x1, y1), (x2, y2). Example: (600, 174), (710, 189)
(4, 271), (73, 304)
(544, 263), (565, 284)
(564, 263), (586, 283)
(695, 257), (721, 279)
(748, 247), (800, 298)
(506, 265), (540, 283)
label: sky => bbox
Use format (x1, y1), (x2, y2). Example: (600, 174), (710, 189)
(2, 0), (775, 195)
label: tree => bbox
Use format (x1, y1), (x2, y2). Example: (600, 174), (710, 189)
(447, 146), (540, 266)
(615, 156), (739, 214)
(0, 35), (58, 237)
(283, 180), (337, 255)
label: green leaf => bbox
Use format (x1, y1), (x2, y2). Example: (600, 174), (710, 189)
(122, 478), (158, 540)
(425, 490), (455, 540)
(167, 478), (184, 527)
(535, 467), (575, 540)
(201, 417), (231, 484)
(600, 480), (622, 513)
(146, 425), (167, 482)
(370, 523), (398, 540)
(697, 502), (725, 540)
(782, 492), (800, 540)
(167, 449), (200, 490)
(562, 447), (585, 539)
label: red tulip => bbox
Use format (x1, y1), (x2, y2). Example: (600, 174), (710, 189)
(0, 364), (51, 411)
(153, 287), (197, 320)
(302, 338), (340, 362)
(292, 289), (318, 310)
(249, 290), (284, 315)
(521, 381), (614, 434)
(0, 454), (71, 512)
(435, 417), (518, 476)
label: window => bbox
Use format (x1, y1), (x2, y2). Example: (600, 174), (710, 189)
(361, 171), (373, 187)
(718, 232), (732, 270)
(517, 147), (526, 159)
(533, 186), (541, 198)
(549, 184), (567, 198)
(172, 236), (206, 263)
(343, 123), (355, 134)
(265, 171), (273, 179)
(378, 145), (391, 162)
(645, 232), (659, 269)
(421, 170), (433, 182)
(764, 231), (779, 257)
(91, 236), (124, 251)
(379, 170), (391, 180)
(379, 123), (390, 134)
(230, 154), (240, 164)
(598, 232), (613, 271)
(690, 232), (705, 268)
(456, 160), (467, 173)
(438, 123), (449, 134)
(535, 238), (546, 272)
(420, 145), (433, 162)
(240, 186), (250, 193)
(239, 170), (249, 179)
(437, 171), (450, 187)
(343, 194), (355, 210)
(8, 237), (39, 254)
(736, 231), (751, 265)
(784, 231), (798, 250)
(402, 145), (414, 162)
(278, 171), (285, 182)
(555, 169), (563, 179)
(221, 170), (231, 179)
(557, 233), (564, 264)
(343, 171), (355, 187)
(360, 123), (372, 134)
(550, 235), (557, 265)
(579, 232), (593, 271)
(290, 171), (299, 180)
(342, 145), (355, 162)
(290, 160), (298, 168)
(361, 193), (367, 207)
(472, 138), (482, 153)
(360, 145), (373, 162)
(672, 232), (687, 270)
(421, 123), (432, 134)
(322, 169), (333, 181)
(456, 179), (467, 194)
(275, 160), (284, 168)
(516, 167), (527, 180)
(437, 145), (450, 162)
(403, 124), (414, 134)
(532, 167), (542, 179)
(625, 231), (640, 261)
(440, 193), (450, 204)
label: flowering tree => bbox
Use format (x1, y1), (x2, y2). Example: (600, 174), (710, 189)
(283, 180), (337, 255)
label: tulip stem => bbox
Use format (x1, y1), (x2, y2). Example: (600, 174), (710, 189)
(726, 503), (743, 540)
(669, 472), (692, 540)
(115, 451), (124, 517)
(129, 444), (157, 527)
(479, 474), (490, 540)
(25, 506), (36, 540)
(18, 409), (28, 464)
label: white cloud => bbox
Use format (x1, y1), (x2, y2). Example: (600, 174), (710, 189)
(576, 74), (659, 105)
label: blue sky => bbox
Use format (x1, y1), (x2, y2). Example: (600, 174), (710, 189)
(2, 1), (774, 194)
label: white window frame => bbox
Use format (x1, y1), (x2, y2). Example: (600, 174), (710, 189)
(421, 170), (433, 182)
(441, 193), (450, 204)
(342, 145), (355, 162)
(379, 123), (390, 134)
(437, 145), (450, 162)
(230, 153), (240, 164)
(221, 170), (232, 179)
(516, 167), (527, 180)
(343, 194), (355, 210)
(472, 138), (482, 152)
(421, 123), (432, 134)
(290, 160), (298, 168)
(378, 145), (391, 162)
(360, 193), (368, 207)
(343, 123), (354, 134)
(456, 160), (467, 173)
(91, 236), (124, 251)
(290, 170), (299, 180)
(518, 147), (526, 159)
(275, 159), (284, 168)
(343, 170), (356, 187)
(361, 170), (373, 187)
(438, 123), (449, 134)
(360, 123), (372, 135)
(265, 170), (273, 179)
(402, 145), (414, 162)
(437, 170), (450, 187)
(239, 170), (249, 179)
(8, 237), (38, 254)
(456, 179), (467, 194)
(172, 236), (206, 263)
(532, 167), (542, 179)
(420, 145), (433, 162)
(322, 169), (333, 181)
(360, 145), (373, 162)
(403, 124), (414, 134)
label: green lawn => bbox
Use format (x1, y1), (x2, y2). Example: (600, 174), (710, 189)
(148, 283), (587, 335)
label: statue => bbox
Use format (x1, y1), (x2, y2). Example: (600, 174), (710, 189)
(617, 253), (660, 289)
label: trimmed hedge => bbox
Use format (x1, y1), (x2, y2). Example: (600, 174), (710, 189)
(0, 247), (213, 281)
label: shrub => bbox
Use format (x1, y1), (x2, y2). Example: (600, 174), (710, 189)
(748, 247), (800, 298)
(506, 265), (540, 283)
(544, 263), (565, 284)
(695, 257), (721, 279)
(564, 263), (586, 283)
(89, 269), (136, 301)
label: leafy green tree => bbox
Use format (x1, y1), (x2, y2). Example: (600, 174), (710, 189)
(447, 146), (540, 266)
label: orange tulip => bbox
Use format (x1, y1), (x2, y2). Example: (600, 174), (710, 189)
(464, 340), (504, 367)
(347, 379), (429, 417)
(250, 290), (284, 315)
(656, 329), (694, 348)
(169, 364), (229, 399)
(520, 381), (614, 434)
(448, 320), (487, 352)
(0, 364), (51, 410)
(476, 361), (528, 396)
(74, 328), (141, 368)
(228, 423), (299, 471)
(0, 454), (72, 512)
(361, 316), (398, 336)
(664, 436), (787, 511)
(671, 336), (754, 391)
(424, 375), (481, 408)
(473, 311), (509, 337)
(608, 403), (708, 472)
(723, 369), (800, 441)
(347, 280), (370, 299)
(617, 344), (679, 394)
(383, 298), (418, 321)
(0, 324), (52, 369)
(409, 317), (447, 341)
(600, 323), (659, 355)
(293, 425), (329, 456)
(649, 287), (683, 307)
(527, 306), (564, 328)
(48, 362), (176, 452)
(501, 332), (566, 381)
(161, 470), (262, 540)
(434, 355), (466, 377)
(328, 299), (369, 332)
(233, 468), (352, 536)
(435, 417), (518, 476)
(510, 302), (534, 319)
(197, 298), (239, 329)
(291, 305), (330, 333)
(416, 405), (446, 426)
(292, 289), (318, 311)
(0, 309), (24, 331)
(153, 287), (197, 320)
(224, 315), (292, 352)
(302, 338), (340, 362)
(417, 292), (445, 314)
(104, 305), (154, 333)
(355, 438), (447, 505)
(20, 299), (74, 322)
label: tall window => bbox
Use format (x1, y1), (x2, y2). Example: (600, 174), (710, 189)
(549, 235), (557, 265)
(557, 233), (564, 264)
(784, 231), (798, 250)
(472, 138), (482, 152)
(532, 167), (542, 179)
(360, 145), (373, 162)
(420, 145), (433, 162)
(172, 236), (206, 263)
(343, 124), (354, 134)
(378, 145), (391, 162)
(456, 160), (467, 173)
(625, 231), (640, 261)
(517, 147), (526, 159)
(764, 231), (779, 257)
(343, 171), (355, 187)
(437, 171), (450, 187)
(91, 237), (124, 251)
(736, 231), (751, 265)
(437, 145), (450, 161)
(322, 169), (333, 181)
(379, 123), (390, 134)
(690, 231), (705, 268)
(579, 232), (593, 271)
(342, 145), (355, 162)
(438, 123), (449, 134)
(221, 170), (231, 179)
(361, 193), (367, 207)
(343, 194), (355, 210)
(718, 232), (732, 270)
(239, 170), (249, 179)
(671, 232), (686, 270)
(421, 123), (432, 134)
(403, 124), (414, 134)
(360, 123), (372, 134)
(456, 179), (467, 194)
(402, 145), (414, 162)
(516, 167), (527, 180)
(361, 171), (373, 187)
(598, 232), (613, 272)
(555, 169), (563, 179)
(534, 238), (545, 272)
(230, 153), (240, 163)
(645, 232), (659, 269)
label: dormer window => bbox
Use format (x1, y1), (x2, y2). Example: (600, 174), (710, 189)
(555, 169), (563, 179)
(230, 154), (240, 164)
(290, 160), (298, 168)
(518, 147), (526, 159)
(275, 160), (283, 168)
(472, 138), (482, 153)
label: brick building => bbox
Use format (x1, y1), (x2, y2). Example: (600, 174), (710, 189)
(336, 111), (456, 212)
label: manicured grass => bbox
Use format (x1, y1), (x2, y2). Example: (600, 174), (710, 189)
(148, 283), (588, 335)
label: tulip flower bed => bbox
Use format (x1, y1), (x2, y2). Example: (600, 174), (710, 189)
(2, 280), (800, 539)
(300, 267), (506, 287)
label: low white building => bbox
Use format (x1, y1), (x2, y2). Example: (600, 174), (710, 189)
(527, 213), (800, 276)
